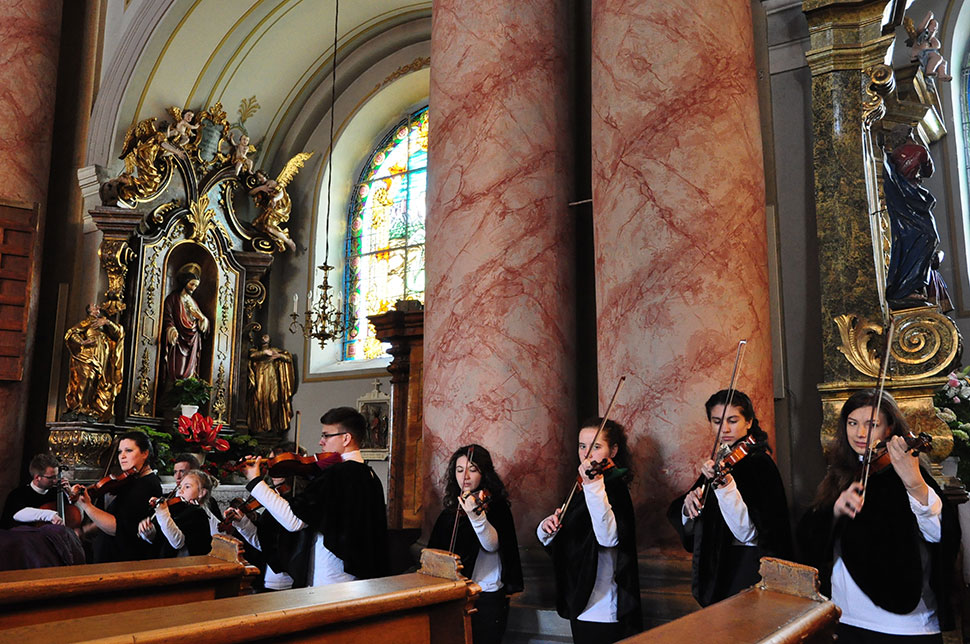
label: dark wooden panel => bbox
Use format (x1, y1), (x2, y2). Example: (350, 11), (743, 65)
(0, 202), (38, 381)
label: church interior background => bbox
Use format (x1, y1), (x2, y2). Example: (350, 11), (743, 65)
(3, 0), (970, 636)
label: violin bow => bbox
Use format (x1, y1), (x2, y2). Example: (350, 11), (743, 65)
(294, 410), (301, 451)
(449, 445), (476, 554)
(699, 340), (747, 511)
(859, 320), (895, 496)
(557, 376), (627, 519)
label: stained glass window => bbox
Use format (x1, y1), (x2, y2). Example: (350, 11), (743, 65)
(343, 106), (428, 361)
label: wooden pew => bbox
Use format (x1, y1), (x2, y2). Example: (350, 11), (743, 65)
(0, 534), (258, 629)
(0, 548), (479, 644)
(622, 558), (840, 643)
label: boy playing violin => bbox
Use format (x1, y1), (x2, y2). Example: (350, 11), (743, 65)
(0, 453), (66, 528)
(242, 407), (387, 586)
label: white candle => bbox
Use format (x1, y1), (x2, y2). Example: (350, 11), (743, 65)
(292, 293), (298, 314)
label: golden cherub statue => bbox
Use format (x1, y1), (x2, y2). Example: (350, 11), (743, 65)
(249, 152), (314, 253)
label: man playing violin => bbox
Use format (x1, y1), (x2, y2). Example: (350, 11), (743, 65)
(242, 407), (388, 587)
(0, 453), (65, 528)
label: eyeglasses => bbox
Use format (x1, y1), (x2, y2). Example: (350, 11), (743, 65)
(321, 431), (348, 439)
(38, 475), (58, 480)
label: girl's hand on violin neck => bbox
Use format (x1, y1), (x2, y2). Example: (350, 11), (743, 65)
(223, 507), (243, 521)
(242, 456), (262, 482)
(578, 459), (600, 484)
(834, 481), (865, 519)
(540, 508), (562, 535)
(458, 491), (482, 517)
(887, 436), (929, 503)
(683, 486), (704, 519)
(700, 459), (716, 480)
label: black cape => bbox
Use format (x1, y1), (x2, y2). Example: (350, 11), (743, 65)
(93, 473), (162, 563)
(667, 449), (793, 607)
(798, 466), (959, 629)
(153, 502), (212, 558)
(288, 460), (388, 581)
(544, 471), (642, 634)
(428, 494), (523, 595)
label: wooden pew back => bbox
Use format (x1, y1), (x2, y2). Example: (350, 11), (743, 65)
(0, 534), (257, 629)
(622, 558), (840, 643)
(0, 548), (479, 644)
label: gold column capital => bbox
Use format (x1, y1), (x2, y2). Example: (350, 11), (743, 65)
(802, 0), (897, 75)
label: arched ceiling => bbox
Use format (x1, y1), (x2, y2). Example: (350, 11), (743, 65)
(96, 0), (431, 169)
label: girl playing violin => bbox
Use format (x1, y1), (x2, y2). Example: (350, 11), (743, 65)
(667, 389), (792, 607)
(72, 430), (162, 562)
(137, 469), (214, 557)
(798, 390), (959, 643)
(428, 445), (522, 644)
(537, 418), (641, 644)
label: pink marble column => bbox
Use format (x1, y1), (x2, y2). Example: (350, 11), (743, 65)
(426, 0), (575, 539)
(591, 0), (774, 547)
(0, 1), (61, 499)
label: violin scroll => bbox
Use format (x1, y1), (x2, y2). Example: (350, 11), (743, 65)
(584, 458), (616, 480)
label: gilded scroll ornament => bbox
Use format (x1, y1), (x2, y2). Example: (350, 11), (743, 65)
(98, 239), (134, 316)
(834, 308), (959, 381)
(244, 278), (266, 320)
(132, 344), (153, 417)
(188, 196), (217, 243)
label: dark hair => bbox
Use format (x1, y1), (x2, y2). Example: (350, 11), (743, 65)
(117, 430), (153, 460)
(704, 389), (768, 444)
(812, 389), (909, 508)
(579, 417), (633, 474)
(320, 407), (367, 445)
(29, 453), (59, 477)
(173, 453), (201, 469)
(441, 444), (510, 511)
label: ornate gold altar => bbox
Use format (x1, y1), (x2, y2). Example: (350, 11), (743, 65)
(51, 102), (311, 473)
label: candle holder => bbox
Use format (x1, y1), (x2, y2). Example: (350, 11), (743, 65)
(290, 263), (346, 349)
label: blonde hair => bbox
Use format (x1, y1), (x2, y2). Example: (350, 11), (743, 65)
(183, 469), (216, 500)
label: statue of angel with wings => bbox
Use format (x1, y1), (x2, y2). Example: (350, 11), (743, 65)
(249, 152), (314, 253)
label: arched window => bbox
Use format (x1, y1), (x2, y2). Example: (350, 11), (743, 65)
(343, 106), (428, 361)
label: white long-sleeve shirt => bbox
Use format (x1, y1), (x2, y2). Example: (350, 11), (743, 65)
(232, 512), (294, 591)
(833, 486), (943, 635)
(466, 507), (502, 592)
(537, 476), (618, 622)
(250, 450), (364, 587)
(11, 483), (57, 524)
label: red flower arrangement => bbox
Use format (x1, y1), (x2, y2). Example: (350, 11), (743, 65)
(177, 413), (229, 452)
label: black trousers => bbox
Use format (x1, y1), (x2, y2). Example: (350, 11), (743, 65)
(569, 618), (629, 644)
(472, 590), (510, 644)
(835, 623), (943, 644)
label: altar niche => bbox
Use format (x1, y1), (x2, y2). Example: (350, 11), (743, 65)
(128, 207), (245, 425)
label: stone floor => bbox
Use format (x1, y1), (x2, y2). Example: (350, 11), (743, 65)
(506, 548), (698, 643)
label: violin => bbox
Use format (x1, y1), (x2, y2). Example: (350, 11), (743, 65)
(238, 452), (343, 479)
(862, 431), (932, 477)
(69, 467), (138, 503)
(37, 480), (83, 529)
(460, 489), (491, 516)
(217, 483), (292, 533)
(709, 435), (767, 489)
(584, 458), (616, 480)
(150, 494), (183, 510)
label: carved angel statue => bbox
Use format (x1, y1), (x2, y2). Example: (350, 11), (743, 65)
(230, 133), (254, 176)
(249, 152), (314, 253)
(116, 117), (169, 203)
(904, 11), (952, 81)
(166, 107), (200, 146)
